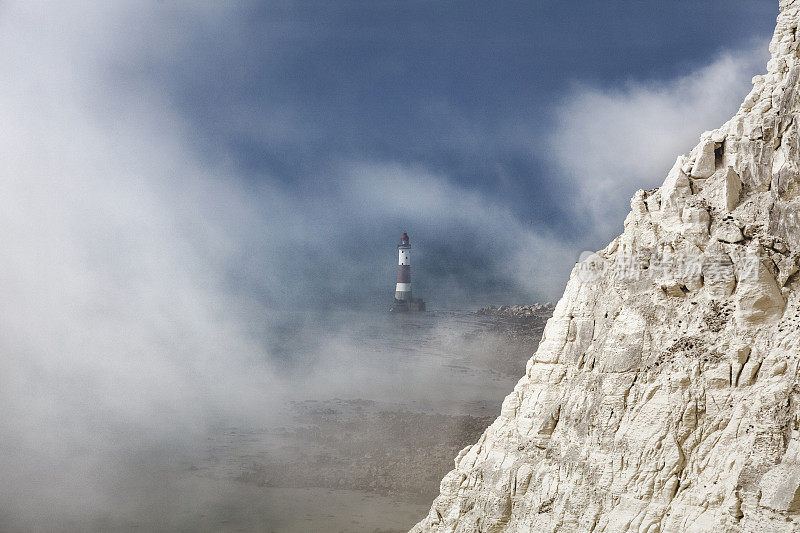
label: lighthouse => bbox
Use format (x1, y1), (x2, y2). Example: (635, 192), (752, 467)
(391, 232), (425, 312)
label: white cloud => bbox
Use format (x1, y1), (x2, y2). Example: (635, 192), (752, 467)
(0, 2), (288, 525)
(542, 41), (769, 238)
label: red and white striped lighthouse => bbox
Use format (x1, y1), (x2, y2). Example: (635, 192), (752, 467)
(392, 232), (425, 312)
(395, 232), (412, 301)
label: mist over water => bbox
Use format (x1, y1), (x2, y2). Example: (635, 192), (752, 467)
(2, 309), (546, 532)
(266, 311), (520, 405)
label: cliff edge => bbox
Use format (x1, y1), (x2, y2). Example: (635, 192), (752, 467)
(413, 2), (800, 531)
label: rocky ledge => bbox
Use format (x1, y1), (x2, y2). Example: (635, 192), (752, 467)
(476, 304), (556, 319)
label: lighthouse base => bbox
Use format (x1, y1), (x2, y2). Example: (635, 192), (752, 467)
(390, 298), (426, 313)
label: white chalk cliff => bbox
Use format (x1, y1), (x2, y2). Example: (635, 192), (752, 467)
(413, 2), (800, 532)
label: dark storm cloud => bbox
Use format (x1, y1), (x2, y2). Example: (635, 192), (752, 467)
(134, 0), (777, 222)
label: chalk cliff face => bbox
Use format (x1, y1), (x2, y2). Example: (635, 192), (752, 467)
(413, 2), (800, 532)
